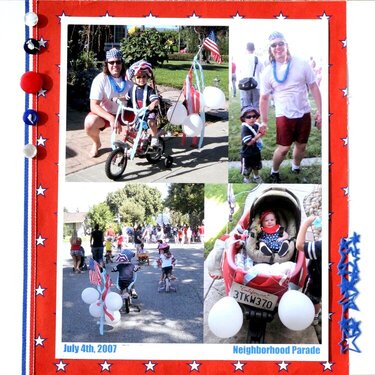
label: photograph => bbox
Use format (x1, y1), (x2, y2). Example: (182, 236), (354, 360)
(228, 20), (327, 185)
(204, 183), (326, 352)
(57, 183), (205, 348)
(63, 23), (229, 183)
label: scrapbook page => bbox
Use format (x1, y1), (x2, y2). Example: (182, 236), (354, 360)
(10, 0), (367, 374)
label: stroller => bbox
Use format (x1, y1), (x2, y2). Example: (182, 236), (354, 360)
(221, 187), (307, 343)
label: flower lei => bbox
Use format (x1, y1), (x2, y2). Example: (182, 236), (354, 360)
(108, 75), (126, 93)
(272, 59), (291, 84)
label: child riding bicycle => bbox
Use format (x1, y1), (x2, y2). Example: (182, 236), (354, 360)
(157, 242), (176, 286)
(112, 249), (139, 299)
(126, 60), (160, 147)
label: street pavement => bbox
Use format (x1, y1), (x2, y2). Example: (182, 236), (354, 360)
(62, 241), (204, 343)
(65, 87), (228, 183)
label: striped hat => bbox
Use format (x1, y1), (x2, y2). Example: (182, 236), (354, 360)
(106, 48), (122, 60)
(126, 59), (153, 80)
(268, 31), (286, 43)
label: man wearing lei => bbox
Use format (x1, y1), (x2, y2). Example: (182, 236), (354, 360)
(259, 32), (322, 183)
(84, 48), (133, 158)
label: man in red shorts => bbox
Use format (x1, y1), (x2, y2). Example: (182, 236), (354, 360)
(259, 31), (322, 183)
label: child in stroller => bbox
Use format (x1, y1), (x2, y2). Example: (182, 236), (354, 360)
(220, 187), (307, 342)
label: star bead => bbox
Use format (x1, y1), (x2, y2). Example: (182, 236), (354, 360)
(36, 284), (46, 296)
(232, 12), (244, 20)
(55, 360), (68, 371)
(36, 234), (46, 246)
(188, 360), (201, 371)
(276, 11), (288, 19)
(100, 361), (112, 371)
(277, 361), (289, 371)
(36, 184), (47, 196)
(233, 360), (245, 371)
(34, 334), (46, 346)
(144, 361), (157, 372)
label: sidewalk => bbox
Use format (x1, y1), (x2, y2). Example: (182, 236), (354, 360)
(65, 87), (228, 183)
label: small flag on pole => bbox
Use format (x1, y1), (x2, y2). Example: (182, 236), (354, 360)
(89, 258), (102, 286)
(202, 30), (222, 63)
(227, 184), (235, 222)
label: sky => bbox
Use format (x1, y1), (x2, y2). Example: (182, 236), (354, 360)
(62, 182), (169, 212)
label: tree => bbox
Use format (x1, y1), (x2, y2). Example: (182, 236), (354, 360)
(118, 200), (145, 227)
(120, 28), (173, 67)
(106, 184), (163, 224)
(165, 184), (204, 227)
(86, 202), (114, 231)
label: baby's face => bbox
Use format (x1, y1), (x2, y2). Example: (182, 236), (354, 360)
(262, 213), (276, 227)
(243, 112), (258, 125)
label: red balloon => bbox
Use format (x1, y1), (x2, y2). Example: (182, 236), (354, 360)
(20, 71), (43, 94)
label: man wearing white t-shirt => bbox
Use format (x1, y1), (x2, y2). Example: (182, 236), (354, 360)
(84, 48), (133, 158)
(259, 32), (322, 183)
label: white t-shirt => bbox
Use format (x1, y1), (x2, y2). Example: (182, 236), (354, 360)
(237, 53), (263, 84)
(89, 72), (133, 114)
(260, 56), (316, 118)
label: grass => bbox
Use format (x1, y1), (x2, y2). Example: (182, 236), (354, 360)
(228, 94), (322, 161)
(204, 183), (255, 257)
(229, 164), (322, 184)
(154, 60), (229, 98)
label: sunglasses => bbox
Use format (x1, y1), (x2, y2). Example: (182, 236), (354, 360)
(107, 60), (122, 65)
(244, 114), (258, 119)
(270, 41), (285, 48)
(136, 75), (148, 79)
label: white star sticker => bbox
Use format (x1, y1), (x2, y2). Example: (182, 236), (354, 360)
(144, 361), (157, 372)
(36, 284), (46, 296)
(341, 137), (348, 146)
(145, 11), (157, 19)
(189, 360), (201, 371)
(37, 135), (47, 146)
(233, 360), (245, 371)
(55, 360), (68, 371)
(341, 39), (347, 48)
(189, 11), (200, 19)
(322, 361), (334, 371)
(328, 311), (334, 320)
(35, 334), (45, 346)
(100, 361), (112, 371)
(36, 184), (47, 196)
(232, 12), (244, 20)
(319, 11), (331, 20)
(101, 11), (113, 18)
(341, 88), (348, 96)
(38, 37), (47, 48)
(38, 88), (47, 97)
(277, 361), (289, 371)
(58, 11), (68, 21)
(276, 11), (287, 19)
(36, 234), (46, 246)
(342, 186), (349, 196)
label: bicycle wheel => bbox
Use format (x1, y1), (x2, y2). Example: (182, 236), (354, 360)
(105, 148), (127, 180)
(146, 138), (165, 164)
(165, 277), (170, 292)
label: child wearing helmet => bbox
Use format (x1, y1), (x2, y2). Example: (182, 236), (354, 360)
(127, 60), (160, 147)
(112, 250), (139, 298)
(157, 242), (176, 284)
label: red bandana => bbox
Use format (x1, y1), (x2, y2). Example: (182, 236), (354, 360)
(261, 224), (280, 234)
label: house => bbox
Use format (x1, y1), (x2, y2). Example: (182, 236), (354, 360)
(64, 211), (87, 238)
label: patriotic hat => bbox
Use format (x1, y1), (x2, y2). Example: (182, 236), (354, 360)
(115, 249), (135, 263)
(268, 31), (286, 43)
(106, 48), (123, 60)
(158, 242), (170, 251)
(126, 59), (153, 80)
(240, 106), (260, 120)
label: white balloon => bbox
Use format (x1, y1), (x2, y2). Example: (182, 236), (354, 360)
(278, 290), (315, 331)
(203, 86), (226, 109)
(81, 287), (100, 304)
(208, 296), (243, 338)
(105, 292), (123, 311)
(167, 103), (188, 125)
(105, 310), (121, 324)
(89, 301), (103, 318)
(182, 114), (203, 137)
(24, 12), (38, 27)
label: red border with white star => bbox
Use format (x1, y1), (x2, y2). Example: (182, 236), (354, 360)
(27, 1), (348, 374)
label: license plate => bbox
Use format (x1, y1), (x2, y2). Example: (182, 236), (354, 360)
(229, 282), (278, 311)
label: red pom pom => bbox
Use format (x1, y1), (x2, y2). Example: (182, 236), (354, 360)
(20, 71), (43, 94)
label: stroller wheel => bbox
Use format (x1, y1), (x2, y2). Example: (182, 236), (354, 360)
(164, 155), (173, 168)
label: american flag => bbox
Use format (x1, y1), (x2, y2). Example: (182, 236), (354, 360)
(202, 30), (222, 63)
(227, 183), (235, 221)
(89, 258), (102, 286)
(183, 70), (201, 115)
